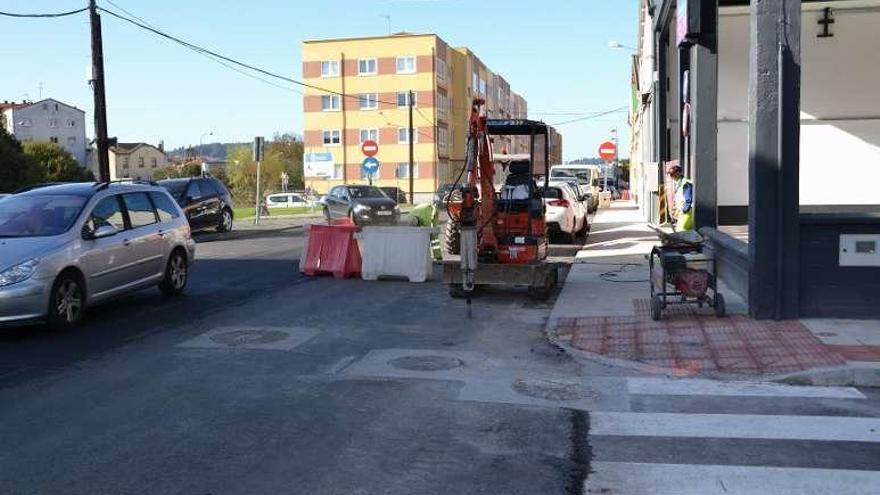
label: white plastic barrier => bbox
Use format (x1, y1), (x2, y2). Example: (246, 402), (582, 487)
(599, 191), (613, 209)
(298, 224), (311, 273)
(359, 226), (434, 283)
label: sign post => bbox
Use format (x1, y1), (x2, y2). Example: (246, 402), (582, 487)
(361, 139), (379, 185)
(598, 140), (617, 191)
(253, 136), (265, 225)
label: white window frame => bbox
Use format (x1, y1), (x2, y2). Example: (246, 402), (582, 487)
(138, 157), (145, 168)
(150, 157), (158, 168)
(396, 56), (416, 74)
(321, 94), (341, 111)
(333, 163), (344, 179)
(359, 128), (378, 144)
(396, 162), (419, 179)
(436, 58), (447, 82)
(49, 136), (58, 144)
(322, 129), (341, 146)
(320, 60), (340, 77)
(438, 127), (448, 153)
(437, 93), (447, 118)
(472, 73), (479, 93)
(48, 118), (58, 128)
(358, 58), (377, 75)
(397, 92), (416, 108)
(397, 127), (417, 144)
(358, 93), (378, 110)
(479, 78), (487, 96)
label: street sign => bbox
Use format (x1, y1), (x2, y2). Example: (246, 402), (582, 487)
(361, 139), (379, 157)
(253, 136), (265, 162)
(361, 156), (380, 177)
(598, 141), (617, 162)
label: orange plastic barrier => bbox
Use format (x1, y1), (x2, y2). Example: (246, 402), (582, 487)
(302, 224), (362, 279)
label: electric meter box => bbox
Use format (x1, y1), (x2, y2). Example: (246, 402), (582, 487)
(839, 234), (880, 266)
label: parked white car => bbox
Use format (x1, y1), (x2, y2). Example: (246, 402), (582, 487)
(265, 192), (312, 209)
(543, 183), (587, 243)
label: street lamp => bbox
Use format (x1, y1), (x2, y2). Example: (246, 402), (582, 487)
(198, 131), (213, 161)
(607, 40), (637, 52)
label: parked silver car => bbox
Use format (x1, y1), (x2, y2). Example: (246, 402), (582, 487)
(0, 182), (196, 328)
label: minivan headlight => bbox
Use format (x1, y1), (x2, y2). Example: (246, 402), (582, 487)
(0, 259), (39, 287)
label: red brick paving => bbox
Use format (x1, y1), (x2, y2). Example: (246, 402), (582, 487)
(555, 299), (848, 376)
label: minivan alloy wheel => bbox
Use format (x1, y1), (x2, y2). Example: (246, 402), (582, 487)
(169, 255), (187, 290)
(221, 210), (233, 231)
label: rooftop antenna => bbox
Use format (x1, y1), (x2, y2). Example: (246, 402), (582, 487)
(38, 82), (43, 100)
(383, 14), (391, 35)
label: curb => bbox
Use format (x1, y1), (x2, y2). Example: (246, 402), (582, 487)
(545, 325), (880, 387)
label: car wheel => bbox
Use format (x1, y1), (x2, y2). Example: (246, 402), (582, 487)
(216, 208), (233, 233)
(159, 250), (188, 296)
(47, 272), (85, 330)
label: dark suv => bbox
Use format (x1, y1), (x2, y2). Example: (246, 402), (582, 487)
(379, 187), (408, 204)
(323, 185), (399, 226)
(158, 177), (234, 233)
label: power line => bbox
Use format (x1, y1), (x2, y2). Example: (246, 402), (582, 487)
(550, 106), (629, 126)
(0, 7), (89, 18)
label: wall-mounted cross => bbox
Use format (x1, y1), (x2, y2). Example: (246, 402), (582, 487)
(818, 7), (835, 38)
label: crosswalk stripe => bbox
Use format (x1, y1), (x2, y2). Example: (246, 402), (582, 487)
(626, 377), (866, 399)
(585, 462), (880, 495)
(590, 412), (880, 442)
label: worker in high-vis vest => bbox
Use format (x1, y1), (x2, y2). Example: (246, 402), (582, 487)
(667, 165), (694, 231)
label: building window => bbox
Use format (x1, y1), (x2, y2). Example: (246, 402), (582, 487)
(358, 93), (378, 110)
(334, 163), (344, 179)
(397, 128), (416, 144)
(320, 60), (339, 77)
(396, 163), (418, 179)
(67, 119), (76, 128)
(479, 78), (487, 96)
(138, 157), (145, 168)
(359, 128), (378, 144)
(321, 94), (340, 111)
(397, 92), (416, 108)
(49, 118), (58, 128)
(438, 127), (448, 153)
(67, 136), (76, 146)
(472, 72), (479, 93)
(49, 136), (58, 144)
(151, 157), (158, 168)
(20, 118), (32, 127)
(396, 56), (416, 74)
(322, 129), (341, 145)
(436, 58), (447, 82)
(123, 157), (129, 169)
(358, 58), (377, 75)
(437, 93), (448, 119)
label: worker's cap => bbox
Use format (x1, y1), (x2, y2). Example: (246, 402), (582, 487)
(667, 165), (683, 175)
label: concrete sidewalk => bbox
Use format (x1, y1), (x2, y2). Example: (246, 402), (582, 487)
(549, 201), (880, 386)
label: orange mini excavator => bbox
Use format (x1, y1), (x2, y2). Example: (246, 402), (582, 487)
(443, 98), (559, 301)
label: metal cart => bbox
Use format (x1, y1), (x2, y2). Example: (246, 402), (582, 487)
(648, 230), (726, 321)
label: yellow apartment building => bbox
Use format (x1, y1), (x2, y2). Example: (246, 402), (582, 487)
(301, 33), (531, 202)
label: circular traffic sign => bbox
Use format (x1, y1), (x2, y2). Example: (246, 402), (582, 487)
(598, 141), (617, 162)
(361, 156), (380, 176)
(362, 139), (379, 157)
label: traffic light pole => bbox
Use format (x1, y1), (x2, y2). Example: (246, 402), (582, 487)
(89, 0), (110, 182)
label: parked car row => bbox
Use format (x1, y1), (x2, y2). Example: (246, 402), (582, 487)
(544, 181), (590, 243)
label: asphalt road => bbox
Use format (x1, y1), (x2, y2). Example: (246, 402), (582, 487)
(0, 225), (593, 495)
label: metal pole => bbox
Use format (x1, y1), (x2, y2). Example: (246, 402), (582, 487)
(254, 159), (262, 225)
(89, 0), (110, 182)
(408, 89), (415, 203)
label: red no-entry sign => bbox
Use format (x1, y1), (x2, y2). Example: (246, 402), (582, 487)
(362, 140), (379, 157)
(598, 141), (617, 162)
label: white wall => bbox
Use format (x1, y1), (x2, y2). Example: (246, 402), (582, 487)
(717, 2), (880, 207)
(8, 99), (87, 166)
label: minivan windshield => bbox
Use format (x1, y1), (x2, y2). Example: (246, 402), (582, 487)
(0, 194), (88, 238)
(158, 180), (189, 201)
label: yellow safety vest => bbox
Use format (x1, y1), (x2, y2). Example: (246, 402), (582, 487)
(674, 178), (694, 231)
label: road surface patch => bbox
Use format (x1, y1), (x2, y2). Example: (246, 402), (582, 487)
(177, 326), (319, 351)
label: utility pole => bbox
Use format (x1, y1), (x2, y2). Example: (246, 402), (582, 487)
(89, 0), (110, 182)
(408, 89), (415, 203)
(253, 137), (265, 225)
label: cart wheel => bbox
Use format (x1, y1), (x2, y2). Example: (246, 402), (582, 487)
(714, 293), (726, 318)
(651, 294), (663, 321)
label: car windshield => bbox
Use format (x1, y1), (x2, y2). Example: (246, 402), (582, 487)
(347, 186), (387, 199)
(159, 180), (188, 200)
(0, 194), (88, 238)
(551, 168), (591, 184)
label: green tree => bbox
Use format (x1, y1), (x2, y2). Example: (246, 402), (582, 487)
(23, 141), (95, 183)
(226, 144), (285, 206)
(0, 128), (43, 192)
(153, 161), (203, 180)
(267, 133), (304, 190)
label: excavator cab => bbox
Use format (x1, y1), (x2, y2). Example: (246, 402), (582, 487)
(443, 111), (559, 300)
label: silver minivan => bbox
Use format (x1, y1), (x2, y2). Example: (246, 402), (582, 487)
(0, 182), (196, 328)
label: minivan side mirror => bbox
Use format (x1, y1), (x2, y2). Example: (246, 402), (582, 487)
(86, 224), (118, 240)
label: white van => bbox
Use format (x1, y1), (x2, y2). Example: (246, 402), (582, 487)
(266, 192), (312, 209)
(549, 165), (600, 212)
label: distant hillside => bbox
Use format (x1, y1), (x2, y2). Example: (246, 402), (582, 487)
(567, 157), (606, 165)
(167, 142), (249, 161)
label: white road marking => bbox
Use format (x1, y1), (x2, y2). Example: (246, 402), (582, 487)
(627, 377), (866, 399)
(590, 412), (880, 442)
(585, 462), (880, 495)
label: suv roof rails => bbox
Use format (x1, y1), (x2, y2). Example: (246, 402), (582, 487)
(93, 179), (159, 191)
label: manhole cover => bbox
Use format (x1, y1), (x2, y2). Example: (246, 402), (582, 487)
(209, 329), (290, 347)
(512, 378), (597, 401)
(389, 355), (464, 371)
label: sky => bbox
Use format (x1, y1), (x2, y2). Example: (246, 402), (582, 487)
(1, 0), (637, 161)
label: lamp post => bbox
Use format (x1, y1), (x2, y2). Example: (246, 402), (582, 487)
(199, 132), (213, 161)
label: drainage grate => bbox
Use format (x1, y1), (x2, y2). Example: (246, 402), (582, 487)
(389, 355), (465, 371)
(209, 329), (290, 347)
(512, 378), (597, 401)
